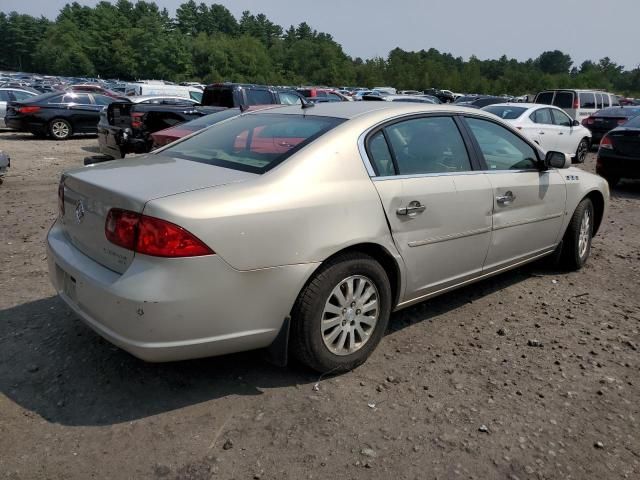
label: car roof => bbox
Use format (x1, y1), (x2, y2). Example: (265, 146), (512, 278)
(128, 95), (197, 102)
(253, 101), (495, 120)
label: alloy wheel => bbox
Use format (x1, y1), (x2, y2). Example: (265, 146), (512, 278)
(321, 275), (380, 356)
(51, 121), (70, 139)
(578, 208), (591, 258)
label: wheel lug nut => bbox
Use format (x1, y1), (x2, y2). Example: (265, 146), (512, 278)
(356, 309), (361, 315)
(351, 302), (356, 307)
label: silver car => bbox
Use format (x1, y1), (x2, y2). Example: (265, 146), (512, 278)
(48, 103), (609, 372)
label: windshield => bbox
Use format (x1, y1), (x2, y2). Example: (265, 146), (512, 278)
(158, 113), (345, 173)
(483, 105), (527, 119)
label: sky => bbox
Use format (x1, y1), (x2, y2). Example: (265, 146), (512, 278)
(2, 0), (639, 69)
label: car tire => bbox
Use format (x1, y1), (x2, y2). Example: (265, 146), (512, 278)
(290, 252), (392, 373)
(560, 198), (594, 271)
(575, 138), (589, 163)
(48, 119), (72, 140)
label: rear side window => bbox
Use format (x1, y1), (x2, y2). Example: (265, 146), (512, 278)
(466, 117), (538, 170)
(383, 117), (472, 175)
(0, 91), (9, 101)
(595, 93), (603, 109)
(159, 113), (344, 173)
(367, 131), (395, 176)
(93, 95), (113, 106)
(579, 92), (596, 109)
(553, 92), (574, 109)
(11, 90), (34, 101)
(535, 92), (554, 105)
(530, 108), (553, 125)
(245, 89), (274, 105)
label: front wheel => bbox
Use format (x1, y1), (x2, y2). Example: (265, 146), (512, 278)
(290, 253), (392, 373)
(574, 138), (589, 163)
(49, 119), (72, 140)
(560, 198), (594, 270)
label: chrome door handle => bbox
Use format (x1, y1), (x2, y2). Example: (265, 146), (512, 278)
(496, 191), (515, 205)
(558, 132), (564, 135)
(539, 131), (545, 135)
(397, 200), (426, 216)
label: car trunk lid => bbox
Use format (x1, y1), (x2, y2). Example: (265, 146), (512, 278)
(609, 129), (640, 158)
(60, 154), (258, 273)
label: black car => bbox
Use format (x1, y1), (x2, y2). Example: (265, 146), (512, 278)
(454, 95), (506, 109)
(582, 106), (640, 145)
(5, 91), (116, 139)
(423, 88), (454, 103)
(596, 115), (640, 187)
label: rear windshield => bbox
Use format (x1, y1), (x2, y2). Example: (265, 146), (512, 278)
(553, 92), (573, 109)
(483, 105), (527, 119)
(201, 87), (234, 107)
(158, 113), (345, 173)
(594, 107), (640, 118)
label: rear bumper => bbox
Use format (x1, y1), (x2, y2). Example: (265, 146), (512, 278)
(47, 220), (319, 362)
(596, 151), (640, 179)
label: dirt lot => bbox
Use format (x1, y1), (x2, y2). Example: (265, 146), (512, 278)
(0, 130), (638, 480)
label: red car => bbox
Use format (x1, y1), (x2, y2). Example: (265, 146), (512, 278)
(296, 88), (350, 102)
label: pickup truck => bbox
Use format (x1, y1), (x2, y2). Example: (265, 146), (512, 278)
(96, 84), (307, 160)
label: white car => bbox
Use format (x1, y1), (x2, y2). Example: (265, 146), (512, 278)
(482, 103), (592, 163)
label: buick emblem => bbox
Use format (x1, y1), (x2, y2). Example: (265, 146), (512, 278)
(75, 200), (86, 224)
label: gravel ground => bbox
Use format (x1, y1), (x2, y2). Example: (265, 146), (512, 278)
(0, 131), (638, 480)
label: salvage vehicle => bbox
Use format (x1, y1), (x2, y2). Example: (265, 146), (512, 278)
(0, 150), (9, 184)
(0, 88), (38, 127)
(5, 92), (116, 139)
(48, 103), (609, 372)
(596, 114), (640, 187)
(483, 103), (592, 163)
(581, 106), (640, 145)
(96, 95), (205, 160)
(97, 84), (307, 159)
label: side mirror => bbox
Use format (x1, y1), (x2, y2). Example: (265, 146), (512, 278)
(545, 151), (571, 169)
(572, 119), (580, 127)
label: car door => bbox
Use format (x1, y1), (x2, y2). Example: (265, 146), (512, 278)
(463, 116), (567, 272)
(365, 115), (494, 300)
(527, 108), (556, 151)
(60, 93), (95, 132)
(550, 107), (579, 155)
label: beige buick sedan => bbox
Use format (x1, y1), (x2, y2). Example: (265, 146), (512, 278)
(48, 102), (609, 372)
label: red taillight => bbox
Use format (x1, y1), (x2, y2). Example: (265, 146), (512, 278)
(105, 209), (140, 250)
(617, 118), (627, 125)
(18, 106), (41, 114)
(105, 209), (214, 258)
(58, 178), (65, 216)
(583, 117), (594, 126)
(131, 112), (144, 129)
(599, 135), (613, 150)
(573, 97), (579, 109)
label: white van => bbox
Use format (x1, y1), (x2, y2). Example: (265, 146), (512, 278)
(124, 83), (203, 102)
(534, 89), (620, 121)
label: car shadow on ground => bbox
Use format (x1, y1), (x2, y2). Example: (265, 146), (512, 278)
(81, 145), (101, 154)
(0, 264), (546, 427)
(611, 179), (640, 199)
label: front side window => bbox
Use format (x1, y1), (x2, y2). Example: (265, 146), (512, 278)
(60, 93), (91, 105)
(466, 117), (538, 170)
(551, 108), (572, 127)
(190, 91), (203, 103)
(383, 116), (472, 175)
(553, 92), (574, 109)
(245, 89), (273, 105)
(579, 92), (596, 109)
(159, 113), (344, 173)
(530, 108), (553, 125)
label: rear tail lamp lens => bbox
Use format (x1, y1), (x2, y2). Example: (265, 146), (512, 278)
(131, 112), (144, 129)
(18, 106), (41, 114)
(105, 209), (214, 257)
(573, 98), (579, 109)
(617, 118), (627, 125)
(583, 117), (594, 126)
(599, 135), (613, 150)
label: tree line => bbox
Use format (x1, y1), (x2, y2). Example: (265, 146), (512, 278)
(1, 0), (639, 96)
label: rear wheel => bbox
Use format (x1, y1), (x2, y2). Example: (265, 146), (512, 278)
(49, 119), (72, 140)
(291, 253), (392, 373)
(575, 138), (589, 163)
(560, 198), (594, 270)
